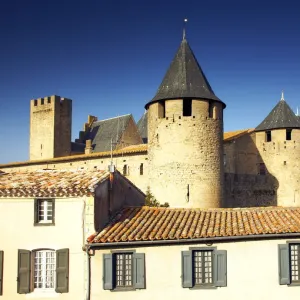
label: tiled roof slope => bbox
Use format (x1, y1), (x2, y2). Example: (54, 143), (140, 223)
(137, 112), (148, 143)
(88, 206), (300, 243)
(146, 38), (225, 108)
(86, 115), (132, 152)
(224, 129), (254, 142)
(0, 170), (109, 197)
(255, 99), (300, 131)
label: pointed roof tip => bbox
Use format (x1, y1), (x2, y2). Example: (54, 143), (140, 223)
(281, 90), (285, 101)
(145, 36), (225, 109)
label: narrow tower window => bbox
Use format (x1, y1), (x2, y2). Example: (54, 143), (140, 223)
(208, 102), (213, 118)
(123, 164), (129, 176)
(183, 99), (192, 116)
(265, 131), (272, 142)
(158, 101), (165, 118)
(140, 163), (144, 175)
(286, 129), (292, 141)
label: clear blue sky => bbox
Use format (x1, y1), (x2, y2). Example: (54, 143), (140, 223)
(1, 0), (300, 163)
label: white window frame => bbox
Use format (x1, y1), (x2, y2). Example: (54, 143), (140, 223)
(34, 250), (56, 291)
(38, 200), (53, 224)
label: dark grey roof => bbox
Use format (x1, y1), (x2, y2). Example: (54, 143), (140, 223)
(71, 142), (85, 153)
(86, 115), (132, 152)
(255, 100), (300, 131)
(137, 111), (148, 143)
(146, 38), (224, 108)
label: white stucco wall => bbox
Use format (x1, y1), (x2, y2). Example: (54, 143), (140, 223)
(0, 197), (89, 300)
(90, 238), (300, 300)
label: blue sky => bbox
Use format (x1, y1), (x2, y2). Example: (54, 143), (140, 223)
(1, 0), (300, 163)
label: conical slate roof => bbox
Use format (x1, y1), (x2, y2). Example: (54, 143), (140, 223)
(255, 98), (300, 131)
(145, 38), (224, 108)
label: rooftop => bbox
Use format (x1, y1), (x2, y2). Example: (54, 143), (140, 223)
(255, 96), (300, 131)
(146, 38), (224, 108)
(88, 206), (300, 244)
(0, 169), (109, 197)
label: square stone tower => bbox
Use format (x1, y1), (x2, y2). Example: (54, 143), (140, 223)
(29, 95), (72, 160)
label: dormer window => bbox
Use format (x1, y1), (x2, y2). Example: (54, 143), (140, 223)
(286, 129), (292, 141)
(265, 131), (272, 142)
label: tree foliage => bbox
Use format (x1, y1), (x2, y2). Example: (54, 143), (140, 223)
(145, 187), (169, 207)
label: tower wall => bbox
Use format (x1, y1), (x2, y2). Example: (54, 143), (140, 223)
(148, 99), (224, 208)
(29, 95), (72, 160)
(255, 128), (300, 206)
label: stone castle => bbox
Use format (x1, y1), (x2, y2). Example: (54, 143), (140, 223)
(1, 36), (300, 208)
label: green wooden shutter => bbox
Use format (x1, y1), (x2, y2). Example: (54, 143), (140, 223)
(103, 254), (113, 290)
(278, 244), (290, 285)
(213, 250), (227, 287)
(34, 199), (38, 224)
(0, 251), (3, 295)
(55, 249), (69, 293)
(17, 249), (31, 294)
(133, 253), (145, 289)
(181, 251), (193, 288)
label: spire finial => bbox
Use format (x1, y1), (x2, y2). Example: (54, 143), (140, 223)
(281, 90), (285, 101)
(183, 18), (188, 40)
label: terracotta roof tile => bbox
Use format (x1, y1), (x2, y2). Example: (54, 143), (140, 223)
(0, 170), (109, 198)
(223, 129), (254, 142)
(89, 206), (300, 244)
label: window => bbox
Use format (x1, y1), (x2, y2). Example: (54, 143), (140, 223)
(258, 163), (266, 175)
(140, 163), (144, 175)
(279, 243), (300, 285)
(286, 129), (292, 141)
(123, 165), (129, 176)
(34, 250), (56, 290)
(17, 248), (69, 294)
(0, 251), (3, 295)
(183, 99), (192, 116)
(34, 199), (55, 225)
(182, 248), (227, 288)
(103, 252), (145, 290)
(208, 102), (213, 118)
(266, 130), (272, 142)
(158, 101), (165, 118)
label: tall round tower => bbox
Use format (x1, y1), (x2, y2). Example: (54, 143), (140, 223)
(255, 92), (300, 207)
(146, 37), (226, 208)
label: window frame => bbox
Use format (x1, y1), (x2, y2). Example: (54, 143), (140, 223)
(189, 247), (216, 289)
(265, 130), (272, 142)
(32, 249), (56, 292)
(34, 199), (55, 226)
(113, 252), (134, 290)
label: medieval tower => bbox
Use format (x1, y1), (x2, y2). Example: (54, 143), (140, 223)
(254, 92), (300, 206)
(29, 95), (72, 160)
(146, 37), (226, 208)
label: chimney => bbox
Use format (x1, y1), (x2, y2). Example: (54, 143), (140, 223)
(85, 139), (93, 155)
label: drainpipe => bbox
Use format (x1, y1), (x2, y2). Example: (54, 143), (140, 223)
(86, 246), (91, 300)
(85, 246), (95, 300)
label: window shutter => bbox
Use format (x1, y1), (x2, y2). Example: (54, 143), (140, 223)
(133, 253), (145, 289)
(0, 251), (3, 295)
(17, 249), (31, 294)
(55, 249), (69, 293)
(278, 244), (290, 285)
(213, 250), (227, 287)
(181, 251), (193, 288)
(34, 199), (38, 224)
(103, 254), (113, 290)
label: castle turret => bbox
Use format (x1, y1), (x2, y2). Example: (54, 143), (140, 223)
(29, 95), (72, 160)
(146, 37), (226, 208)
(255, 92), (300, 206)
